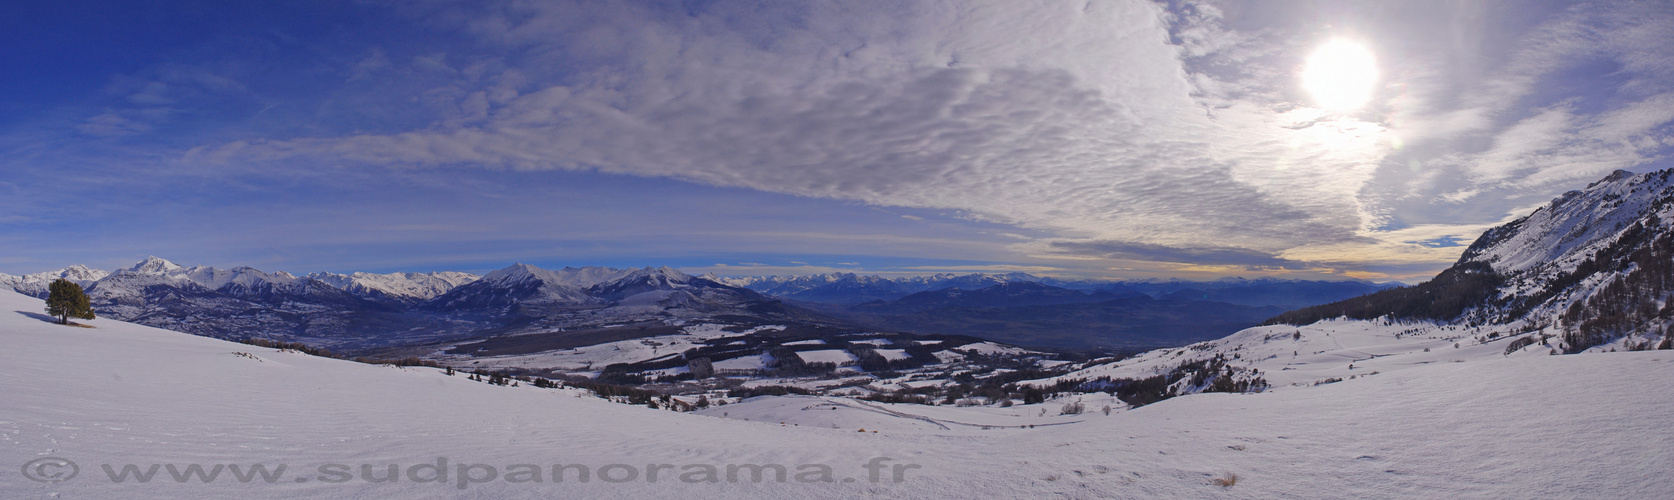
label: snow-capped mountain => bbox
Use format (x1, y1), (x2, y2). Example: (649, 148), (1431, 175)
(0, 258), (826, 352)
(426, 263), (603, 311)
(425, 263), (802, 333)
(0, 264), (108, 296)
(726, 272), (1061, 305)
(586, 266), (733, 301)
(2, 257), (485, 348)
(66, 257), (409, 345)
(307, 270), (479, 304)
(424, 263), (756, 311)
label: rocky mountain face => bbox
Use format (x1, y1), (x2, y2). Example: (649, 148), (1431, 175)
(1273, 168), (1674, 353)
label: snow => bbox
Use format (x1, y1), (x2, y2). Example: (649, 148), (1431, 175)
(795, 350), (858, 365)
(1468, 170), (1652, 274)
(955, 342), (1030, 356)
(5, 289), (1674, 498)
(696, 395), (1117, 433)
(1026, 318), (1534, 391)
(307, 271), (478, 300)
(874, 349), (911, 361)
(129, 255), (184, 274)
(435, 323), (770, 374)
(711, 355), (769, 371)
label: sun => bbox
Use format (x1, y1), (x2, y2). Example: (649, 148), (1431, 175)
(1301, 39), (1379, 111)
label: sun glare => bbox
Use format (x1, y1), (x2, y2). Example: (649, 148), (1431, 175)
(1301, 39), (1379, 111)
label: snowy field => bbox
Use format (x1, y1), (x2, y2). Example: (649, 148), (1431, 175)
(1025, 318), (1571, 391)
(4, 290), (1673, 498)
(431, 323), (783, 375)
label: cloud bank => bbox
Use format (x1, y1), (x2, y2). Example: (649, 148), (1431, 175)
(193, 0), (1384, 267)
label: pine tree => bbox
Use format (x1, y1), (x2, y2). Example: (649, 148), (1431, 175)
(45, 279), (95, 325)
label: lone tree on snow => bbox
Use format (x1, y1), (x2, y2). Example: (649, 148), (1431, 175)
(45, 278), (96, 325)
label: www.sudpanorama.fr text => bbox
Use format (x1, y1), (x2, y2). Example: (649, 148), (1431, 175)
(21, 456), (923, 489)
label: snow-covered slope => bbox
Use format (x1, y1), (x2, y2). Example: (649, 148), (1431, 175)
(1027, 318), (1532, 395)
(1458, 169), (1674, 352)
(1465, 169), (1653, 273)
(5, 289), (1672, 499)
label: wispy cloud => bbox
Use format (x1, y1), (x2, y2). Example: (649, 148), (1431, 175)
(1047, 240), (1311, 270)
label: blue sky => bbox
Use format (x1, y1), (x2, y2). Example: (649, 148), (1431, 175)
(3, 1), (1672, 282)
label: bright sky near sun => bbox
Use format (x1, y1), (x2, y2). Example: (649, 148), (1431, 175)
(2, 0), (1672, 282)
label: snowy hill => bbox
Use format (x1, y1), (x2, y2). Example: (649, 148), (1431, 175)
(4, 289), (1671, 498)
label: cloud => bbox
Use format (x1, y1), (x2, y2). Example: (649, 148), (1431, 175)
(1047, 240), (1311, 270)
(78, 113), (153, 136)
(1391, 2), (1674, 190)
(190, 0), (1381, 260)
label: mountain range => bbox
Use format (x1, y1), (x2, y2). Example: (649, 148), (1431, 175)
(3, 257), (1393, 354)
(829, 281), (1286, 350)
(726, 271), (1394, 309)
(0, 258), (810, 353)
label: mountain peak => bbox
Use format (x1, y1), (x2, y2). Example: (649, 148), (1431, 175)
(629, 265), (691, 281)
(58, 265), (109, 282)
(482, 263), (548, 284)
(129, 256), (183, 275)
